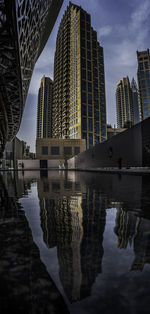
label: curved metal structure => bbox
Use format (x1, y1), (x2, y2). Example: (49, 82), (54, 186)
(0, 0), (63, 156)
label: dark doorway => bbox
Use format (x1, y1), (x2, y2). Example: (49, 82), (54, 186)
(40, 160), (48, 168)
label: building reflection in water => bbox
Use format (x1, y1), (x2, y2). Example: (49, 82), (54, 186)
(114, 206), (150, 271)
(38, 171), (106, 302)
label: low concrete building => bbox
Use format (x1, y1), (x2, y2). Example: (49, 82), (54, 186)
(36, 138), (86, 168)
(68, 117), (150, 169)
(107, 126), (127, 140)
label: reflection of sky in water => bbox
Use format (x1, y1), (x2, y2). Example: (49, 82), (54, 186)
(19, 173), (150, 314)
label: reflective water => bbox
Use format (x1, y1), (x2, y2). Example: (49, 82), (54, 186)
(1, 170), (150, 314)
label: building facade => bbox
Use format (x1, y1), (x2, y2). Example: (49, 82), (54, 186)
(36, 138), (86, 164)
(37, 76), (53, 139)
(0, 0), (63, 156)
(137, 49), (150, 121)
(131, 78), (140, 125)
(52, 2), (107, 148)
(116, 77), (134, 128)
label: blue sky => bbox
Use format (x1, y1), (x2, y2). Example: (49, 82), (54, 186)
(17, 0), (150, 152)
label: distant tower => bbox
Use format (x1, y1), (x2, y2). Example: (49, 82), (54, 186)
(131, 78), (140, 125)
(137, 49), (150, 120)
(37, 76), (53, 138)
(52, 2), (107, 148)
(116, 77), (133, 128)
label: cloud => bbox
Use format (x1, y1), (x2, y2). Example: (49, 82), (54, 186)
(98, 25), (112, 37)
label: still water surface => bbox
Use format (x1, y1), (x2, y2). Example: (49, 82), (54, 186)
(1, 170), (150, 314)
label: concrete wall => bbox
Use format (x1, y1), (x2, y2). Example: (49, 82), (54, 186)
(18, 160), (40, 169)
(68, 120), (148, 169)
(17, 159), (63, 169)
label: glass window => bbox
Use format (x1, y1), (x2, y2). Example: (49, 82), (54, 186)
(141, 80), (146, 88)
(94, 100), (99, 109)
(142, 89), (147, 97)
(86, 14), (90, 23)
(87, 61), (91, 70)
(93, 50), (97, 58)
(81, 38), (85, 47)
(81, 29), (85, 38)
(82, 132), (87, 140)
(64, 147), (72, 155)
(82, 105), (87, 115)
(139, 63), (144, 70)
(88, 71), (92, 81)
(95, 136), (99, 143)
(93, 31), (97, 40)
(82, 69), (86, 80)
(87, 32), (90, 40)
(82, 118), (87, 130)
(88, 82), (92, 92)
(82, 92), (87, 103)
(99, 56), (103, 64)
(93, 41), (97, 49)
(95, 111), (99, 120)
(87, 41), (90, 50)
(87, 51), (91, 60)
(89, 133), (93, 147)
(51, 146), (59, 155)
(99, 46), (103, 56)
(74, 147), (80, 155)
(144, 108), (149, 117)
(82, 80), (86, 90)
(88, 118), (93, 131)
(144, 61), (148, 69)
(86, 24), (90, 31)
(143, 98), (148, 106)
(88, 106), (92, 117)
(140, 71), (145, 79)
(81, 58), (86, 68)
(94, 79), (98, 87)
(102, 125), (106, 136)
(148, 88), (150, 96)
(147, 79), (150, 87)
(81, 48), (86, 58)
(95, 122), (99, 133)
(93, 59), (97, 67)
(42, 146), (48, 155)
(146, 70), (150, 79)
(94, 89), (98, 98)
(88, 93), (92, 104)
(100, 95), (105, 102)
(100, 84), (105, 92)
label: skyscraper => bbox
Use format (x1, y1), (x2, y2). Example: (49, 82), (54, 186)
(52, 2), (107, 148)
(116, 77), (133, 128)
(0, 0), (63, 156)
(37, 76), (53, 139)
(137, 49), (150, 121)
(131, 78), (140, 125)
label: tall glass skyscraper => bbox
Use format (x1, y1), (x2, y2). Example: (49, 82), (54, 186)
(116, 77), (133, 128)
(52, 2), (107, 148)
(137, 49), (150, 120)
(37, 76), (53, 139)
(131, 78), (140, 125)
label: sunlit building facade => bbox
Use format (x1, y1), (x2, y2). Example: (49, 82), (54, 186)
(37, 76), (53, 139)
(52, 2), (107, 148)
(137, 49), (150, 120)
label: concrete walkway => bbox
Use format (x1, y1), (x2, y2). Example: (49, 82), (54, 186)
(1, 167), (150, 175)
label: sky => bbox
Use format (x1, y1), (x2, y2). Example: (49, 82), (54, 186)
(17, 0), (150, 152)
